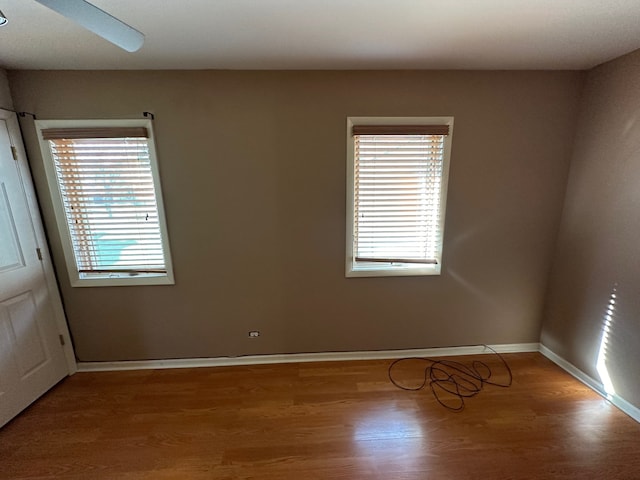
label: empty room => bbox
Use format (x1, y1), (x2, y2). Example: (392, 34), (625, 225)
(1, 1), (640, 478)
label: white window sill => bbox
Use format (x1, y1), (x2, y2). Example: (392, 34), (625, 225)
(70, 272), (175, 287)
(346, 263), (441, 278)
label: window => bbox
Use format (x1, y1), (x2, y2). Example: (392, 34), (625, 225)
(346, 117), (453, 277)
(36, 119), (174, 287)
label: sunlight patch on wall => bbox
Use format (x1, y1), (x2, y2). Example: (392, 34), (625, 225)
(596, 285), (617, 397)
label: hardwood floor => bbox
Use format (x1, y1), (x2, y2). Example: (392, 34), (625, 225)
(1, 352), (639, 479)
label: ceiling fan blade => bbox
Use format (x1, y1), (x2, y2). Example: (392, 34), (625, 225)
(34, 0), (144, 52)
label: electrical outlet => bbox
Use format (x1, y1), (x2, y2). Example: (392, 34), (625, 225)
(248, 330), (260, 338)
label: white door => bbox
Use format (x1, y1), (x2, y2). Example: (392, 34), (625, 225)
(0, 110), (73, 428)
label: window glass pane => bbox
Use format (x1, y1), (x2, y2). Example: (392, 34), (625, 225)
(354, 134), (444, 264)
(48, 136), (166, 277)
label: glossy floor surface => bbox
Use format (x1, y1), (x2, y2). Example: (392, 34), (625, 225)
(1, 353), (639, 479)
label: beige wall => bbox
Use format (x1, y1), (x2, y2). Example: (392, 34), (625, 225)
(9, 70), (583, 361)
(0, 69), (14, 110)
(542, 49), (640, 408)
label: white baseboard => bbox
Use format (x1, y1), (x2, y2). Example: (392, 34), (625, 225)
(76, 342), (540, 372)
(539, 344), (640, 424)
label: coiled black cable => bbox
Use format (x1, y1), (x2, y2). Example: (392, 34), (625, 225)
(388, 345), (513, 412)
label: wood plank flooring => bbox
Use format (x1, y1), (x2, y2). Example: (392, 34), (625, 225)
(1, 352), (639, 479)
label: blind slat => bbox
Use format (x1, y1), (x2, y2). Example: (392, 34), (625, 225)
(355, 257), (438, 265)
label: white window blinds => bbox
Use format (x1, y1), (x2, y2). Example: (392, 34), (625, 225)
(352, 125), (449, 267)
(42, 127), (167, 276)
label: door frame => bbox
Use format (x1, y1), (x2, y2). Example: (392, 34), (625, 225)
(1, 108), (76, 374)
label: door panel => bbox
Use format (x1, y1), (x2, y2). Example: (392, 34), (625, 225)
(4, 291), (49, 377)
(0, 313), (20, 398)
(0, 113), (71, 428)
(0, 182), (25, 272)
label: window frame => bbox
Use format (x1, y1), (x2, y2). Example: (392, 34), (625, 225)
(35, 118), (175, 287)
(346, 116), (454, 278)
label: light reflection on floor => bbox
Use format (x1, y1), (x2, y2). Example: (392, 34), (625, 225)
(353, 404), (428, 471)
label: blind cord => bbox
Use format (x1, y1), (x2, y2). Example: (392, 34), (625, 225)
(388, 345), (513, 412)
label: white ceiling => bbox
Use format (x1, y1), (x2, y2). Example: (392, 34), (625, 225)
(1, 0), (640, 71)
